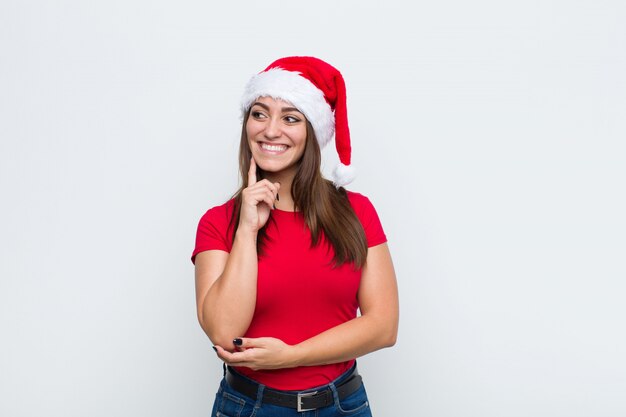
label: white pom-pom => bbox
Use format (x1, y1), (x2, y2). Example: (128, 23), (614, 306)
(332, 163), (356, 188)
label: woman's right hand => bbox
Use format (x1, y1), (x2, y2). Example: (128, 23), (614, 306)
(238, 157), (280, 233)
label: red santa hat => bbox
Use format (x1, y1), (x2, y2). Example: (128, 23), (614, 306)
(241, 56), (355, 187)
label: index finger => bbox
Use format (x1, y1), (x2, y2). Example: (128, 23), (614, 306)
(248, 157), (257, 186)
(217, 347), (251, 363)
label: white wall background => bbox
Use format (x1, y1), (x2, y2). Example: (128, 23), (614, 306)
(1, 1), (625, 416)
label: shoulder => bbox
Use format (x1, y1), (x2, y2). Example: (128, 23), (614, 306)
(343, 189), (387, 246)
(195, 198), (237, 238)
(192, 199), (237, 262)
(343, 189), (381, 225)
(344, 190), (377, 212)
(199, 199), (237, 224)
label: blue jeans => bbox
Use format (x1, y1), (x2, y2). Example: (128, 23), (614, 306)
(210, 364), (373, 417)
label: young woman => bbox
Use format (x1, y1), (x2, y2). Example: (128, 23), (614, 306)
(192, 56), (399, 416)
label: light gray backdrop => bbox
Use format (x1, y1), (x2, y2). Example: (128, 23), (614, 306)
(1, 1), (625, 416)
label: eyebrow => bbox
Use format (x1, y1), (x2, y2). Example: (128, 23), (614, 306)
(251, 102), (302, 114)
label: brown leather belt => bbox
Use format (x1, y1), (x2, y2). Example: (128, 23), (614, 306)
(225, 366), (363, 412)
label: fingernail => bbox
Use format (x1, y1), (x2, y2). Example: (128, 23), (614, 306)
(272, 203), (276, 210)
(233, 338), (242, 346)
(212, 346), (217, 352)
(276, 193), (280, 201)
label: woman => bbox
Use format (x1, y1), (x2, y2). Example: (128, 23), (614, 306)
(192, 56), (398, 416)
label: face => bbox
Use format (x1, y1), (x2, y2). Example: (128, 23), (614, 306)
(246, 96), (307, 178)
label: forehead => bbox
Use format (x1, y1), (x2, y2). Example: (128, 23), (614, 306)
(253, 96), (302, 112)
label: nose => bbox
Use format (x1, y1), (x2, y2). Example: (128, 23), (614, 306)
(264, 117), (282, 139)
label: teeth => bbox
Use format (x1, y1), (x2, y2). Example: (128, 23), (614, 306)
(261, 143), (287, 152)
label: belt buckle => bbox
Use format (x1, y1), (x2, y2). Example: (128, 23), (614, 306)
(297, 390), (318, 412)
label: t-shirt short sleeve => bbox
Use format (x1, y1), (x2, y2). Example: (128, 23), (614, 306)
(346, 191), (387, 248)
(191, 200), (235, 264)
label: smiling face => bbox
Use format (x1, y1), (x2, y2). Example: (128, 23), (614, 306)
(246, 96), (307, 180)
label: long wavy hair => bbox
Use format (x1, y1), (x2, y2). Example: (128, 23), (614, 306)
(228, 110), (368, 268)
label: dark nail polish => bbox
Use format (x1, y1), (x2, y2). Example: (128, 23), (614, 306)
(212, 346), (217, 352)
(233, 338), (242, 346)
(276, 193), (280, 201)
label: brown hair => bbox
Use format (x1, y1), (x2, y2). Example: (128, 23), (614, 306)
(229, 110), (368, 268)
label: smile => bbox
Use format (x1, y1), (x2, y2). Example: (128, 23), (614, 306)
(259, 142), (289, 153)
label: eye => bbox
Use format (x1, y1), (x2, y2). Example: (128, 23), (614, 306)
(251, 110), (267, 119)
(284, 115), (302, 123)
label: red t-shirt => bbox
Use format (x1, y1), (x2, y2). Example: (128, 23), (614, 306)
(191, 191), (387, 390)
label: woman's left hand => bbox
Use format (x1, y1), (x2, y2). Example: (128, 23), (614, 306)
(213, 337), (298, 371)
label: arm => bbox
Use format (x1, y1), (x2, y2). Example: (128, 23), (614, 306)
(194, 229), (258, 348)
(195, 158), (279, 348)
(215, 242), (399, 370)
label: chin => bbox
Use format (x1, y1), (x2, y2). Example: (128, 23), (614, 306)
(256, 160), (297, 176)
(252, 157), (276, 170)
(258, 163), (287, 173)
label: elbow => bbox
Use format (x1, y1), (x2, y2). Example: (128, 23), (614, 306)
(383, 328), (398, 348)
(366, 312), (398, 349)
(210, 333), (237, 350)
(197, 312), (213, 341)
(197, 309), (211, 336)
(197, 312), (236, 349)
(197, 311), (218, 344)
(381, 320), (398, 348)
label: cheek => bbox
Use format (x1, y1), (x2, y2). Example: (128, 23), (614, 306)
(246, 129), (260, 151)
(246, 117), (265, 135)
(294, 127), (307, 148)
(295, 139), (307, 158)
(245, 122), (256, 139)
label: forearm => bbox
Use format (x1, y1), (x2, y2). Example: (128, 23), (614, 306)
(200, 228), (258, 347)
(289, 313), (398, 367)
(215, 312), (398, 371)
